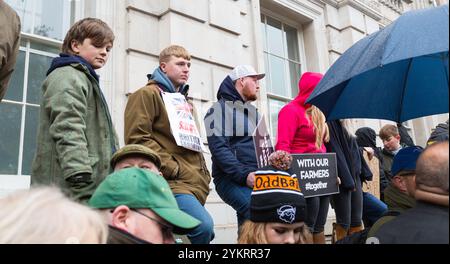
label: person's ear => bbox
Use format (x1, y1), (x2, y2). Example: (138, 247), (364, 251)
(395, 135), (401, 141)
(71, 40), (81, 55)
(235, 78), (245, 88)
(160, 62), (167, 74)
(392, 175), (407, 192)
(391, 175), (401, 186)
(111, 205), (133, 231)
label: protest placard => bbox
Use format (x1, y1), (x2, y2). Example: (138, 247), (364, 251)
(291, 153), (339, 198)
(162, 92), (207, 153)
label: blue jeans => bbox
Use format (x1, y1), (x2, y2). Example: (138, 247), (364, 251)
(362, 192), (387, 227)
(174, 194), (215, 244)
(214, 178), (252, 227)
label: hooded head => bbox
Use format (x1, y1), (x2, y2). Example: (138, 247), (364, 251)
(294, 72), (323, 107)
(216, 76), (244, 102)
(355, 127), (377, 149)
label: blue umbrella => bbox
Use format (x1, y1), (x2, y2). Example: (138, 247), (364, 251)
(306, 5), (449, 123)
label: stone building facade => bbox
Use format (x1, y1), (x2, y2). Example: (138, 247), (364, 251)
(1, 0), (448, 243)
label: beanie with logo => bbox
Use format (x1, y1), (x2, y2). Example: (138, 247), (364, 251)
(250, 151), (307, 224)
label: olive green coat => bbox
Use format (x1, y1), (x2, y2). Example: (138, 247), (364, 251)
(31, 63), (119, 203)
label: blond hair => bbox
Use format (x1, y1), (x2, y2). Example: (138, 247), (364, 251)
(159, 45), (191, 64)
(238, 221), (312, 244)
(306, 106), (330, 149)
(0, 187), (108, 244)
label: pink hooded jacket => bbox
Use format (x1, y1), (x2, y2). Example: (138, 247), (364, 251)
(275, 72), (327, 154)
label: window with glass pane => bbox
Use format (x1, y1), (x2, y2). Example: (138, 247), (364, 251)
(261, 15), (302, 141)
(0, 41), (59, 176)
(268, 99), (286, 142)
(1, 1), (72, 178)
(0, 103), (22, 174)
(261, 15), (302, 99)
(5, 0), (71, 41)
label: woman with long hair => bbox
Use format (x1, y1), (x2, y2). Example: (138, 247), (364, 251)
(276, 72), (330, 244)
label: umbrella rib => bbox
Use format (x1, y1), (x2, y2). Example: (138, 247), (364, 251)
(398, 59), (414, 122)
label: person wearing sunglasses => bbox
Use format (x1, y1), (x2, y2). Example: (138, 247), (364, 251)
(88, 167), (201, 244)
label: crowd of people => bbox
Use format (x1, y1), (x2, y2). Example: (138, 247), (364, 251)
(0, 5), (448, 244)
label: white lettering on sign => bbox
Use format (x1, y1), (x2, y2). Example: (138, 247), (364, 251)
(296, 158), (329, 168)
(305, 182), (328, 191)
(299, 169), (330, 180)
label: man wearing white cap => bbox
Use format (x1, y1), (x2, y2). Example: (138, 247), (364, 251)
(228, 65), (265, 102)
(204, 65), (265, 233)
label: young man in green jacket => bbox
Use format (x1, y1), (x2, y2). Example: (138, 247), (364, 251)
(31, 18), (119, 203)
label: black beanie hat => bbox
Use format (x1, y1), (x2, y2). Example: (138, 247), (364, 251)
(250, 151), (307, 224)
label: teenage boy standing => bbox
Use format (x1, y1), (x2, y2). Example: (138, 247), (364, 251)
(31, 18), (119, 203)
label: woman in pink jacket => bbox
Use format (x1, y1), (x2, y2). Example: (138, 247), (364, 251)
(276, 72), (330, 244)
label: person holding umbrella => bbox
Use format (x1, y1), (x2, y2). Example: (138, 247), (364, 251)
(275, 72), (330, 244)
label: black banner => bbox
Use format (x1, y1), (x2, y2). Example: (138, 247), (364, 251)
(291, 153), (339, 198)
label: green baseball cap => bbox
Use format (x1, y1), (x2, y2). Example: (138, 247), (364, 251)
(88, 168), (200, 234)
